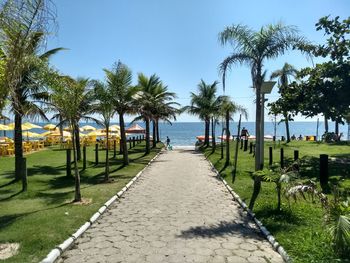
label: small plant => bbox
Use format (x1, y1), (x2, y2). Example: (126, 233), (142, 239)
(252, 161), (300, 211)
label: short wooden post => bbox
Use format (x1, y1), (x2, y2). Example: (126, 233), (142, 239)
(21, 157), (28, 191)
(294, 150), (299, 161)
(66, 149), (71, 176)
(113, 140), (116, 158)
(249, 142), (253, 154)
(83, 145), (86, 170)
(129, 138), (132, 149)
(269, 146), (273, 166)
(243, 139), (248, 151)
(133, 137), (135, 147)
(95, 143), (99, 165)
(280, 148), (284, 168)
(320, 154), (329, 191)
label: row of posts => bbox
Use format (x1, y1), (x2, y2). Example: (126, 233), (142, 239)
(239, 139), (329, 190)
(66, 135), (145, 176)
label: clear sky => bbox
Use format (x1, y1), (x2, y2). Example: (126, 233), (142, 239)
(47, 0), (350, 122)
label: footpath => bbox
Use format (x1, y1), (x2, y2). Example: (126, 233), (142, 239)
(59, 149), (283, 263)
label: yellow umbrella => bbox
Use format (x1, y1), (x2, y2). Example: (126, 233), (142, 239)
(43, 124), (58, 131)
(0, 124), (11, 131)
(40, 131), (53, 137)
(25, 131), (42, 138)
(7, 122), (32, 130)
(87, 129), (107, 137)
(50, 130), (72, 137)
(80, 125), (96, 132)
(110, 124), (120, 130)
(23, 122), (42, 129)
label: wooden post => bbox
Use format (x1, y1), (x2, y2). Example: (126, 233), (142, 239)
(21, 157), (28, 191)
(269, 146), (273, 166)
(280, 148), (284, 168)
(83, 145), (86, 170)
(294, 150), (299, 161)
(113, 140), (116, 158)
(133, 137), (135, 147)
(95, 143), (99, 165)
(66, 149), (71, 177)
(129, 138), (132, 149)
(320, 154), (329, 191)
(243, 139), (248, 151)
(249, 142), (253, 154)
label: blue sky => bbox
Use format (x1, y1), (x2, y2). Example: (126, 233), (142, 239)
(47, 0), (350, 122)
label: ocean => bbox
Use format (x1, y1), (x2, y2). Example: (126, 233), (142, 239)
(1, 121), (348, 146)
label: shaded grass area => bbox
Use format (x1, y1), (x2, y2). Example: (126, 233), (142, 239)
(203, 140), (350, 263)
(0, 142), (163, 263)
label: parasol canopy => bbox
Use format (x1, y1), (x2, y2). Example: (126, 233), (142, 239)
(80, 125), (96, 132)
(0, 124), (11, 131)
(22, 122), (42, 129)
(126, 124), (145, 134)
(43, 124), (58, 131)
(7, 122), (32, 131)
(25, 131), (42, 138)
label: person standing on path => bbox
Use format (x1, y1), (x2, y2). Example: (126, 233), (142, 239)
(166, 136), (170, 149)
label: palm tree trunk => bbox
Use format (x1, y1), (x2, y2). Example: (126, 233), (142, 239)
(145, 118), (150, 154)
(284, 113), (290, 143)
(152, 120), (156, 148)
(221, 127), (225, 159)
(225, 110), (230, 167)
(14, 113), (23, 181)
(156, 119), (160, 143)
(249, 73), (263, 211)
(324, 115), (329, 133)
(72, 121), (81, 202)
(211, 117), (216, 151)
(119, 113), (129, 165)
(75, 126), (81, 161)
(204, 117), (210, 147)
(105, 125), (110, 181)
(335, 120), (339, 136)
(59, 115), (64, 143)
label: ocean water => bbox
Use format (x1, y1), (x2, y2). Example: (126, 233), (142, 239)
(1, 121), (348, 146)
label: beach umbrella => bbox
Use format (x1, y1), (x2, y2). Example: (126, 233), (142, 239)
(22, 122), (42, 129)
(49, 130), (72, 137)
(0, 124), (11, 131)
(25, 131), (42, 138)
(110, 124), (120, 130)
(43, 124), (58, 131)
(7, 122), (32, 131)
(126, 124), (145, 134)
(80, 125), (96, 132)
(87, 129), (107, 137)
(40, 131), (53, 137)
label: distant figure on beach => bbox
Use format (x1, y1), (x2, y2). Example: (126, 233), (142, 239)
(298, 134), (303, 141)
(291, 134), (296, 140)
(241, 127), (249, 140)
(166, 136), (170, 146)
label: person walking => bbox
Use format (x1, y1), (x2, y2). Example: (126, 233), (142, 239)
(166, 136), (171, 150)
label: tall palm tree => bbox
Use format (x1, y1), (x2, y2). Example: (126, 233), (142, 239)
(135, 73), (163, 154)
(270, 63), (298, 143)
(2, 31), (62, 186)
(104, 61), (137, 165)
(50, 76), (86, 202)
(220, 97), (248, 167)
(219, 23), (307, 210)
(92, 80), (115, 182)
(184, 80), (219, 147)
(154, 100), (179, 143)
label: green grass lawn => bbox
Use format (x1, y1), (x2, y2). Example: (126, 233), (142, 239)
(0, 142), (163, 262)
(202, 140), (350, 263)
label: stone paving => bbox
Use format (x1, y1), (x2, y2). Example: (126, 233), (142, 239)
(59, 149), (283, 263)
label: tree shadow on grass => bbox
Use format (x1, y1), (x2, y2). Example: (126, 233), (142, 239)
(177, 220), (263, 239)
(27, 165), (65, 176)
(35, 191), (73, 205)
(0, 179), (17, 189)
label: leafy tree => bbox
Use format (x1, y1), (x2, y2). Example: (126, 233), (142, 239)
(104, 61), (137, 165)
(92, 80), (115, 182)
(294, 16), (350, 135)
(269, 63), (298, 142)
(219, 23), (308, 210)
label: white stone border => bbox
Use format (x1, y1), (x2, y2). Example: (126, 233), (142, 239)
(40, 151), (162, 263)
(204, 155), (292, 263)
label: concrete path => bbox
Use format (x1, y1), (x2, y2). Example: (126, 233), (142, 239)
(60, 149), (283, 263)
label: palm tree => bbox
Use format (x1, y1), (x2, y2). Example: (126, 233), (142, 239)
(104, 61), (137, 165)
(92, 80), (115, 182)
(135, 73), (163, 154)
(220, 97), (248, 167)
(219, 23), (307, 210)
(270, 63), (298, 143)
(50, 76), (87, 202)
(184, 80), (219, 147)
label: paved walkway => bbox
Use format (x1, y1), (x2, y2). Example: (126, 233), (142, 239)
(60, 149), (283, 263)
